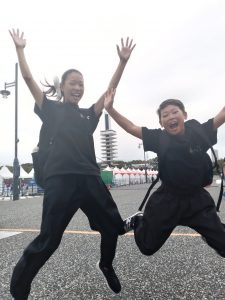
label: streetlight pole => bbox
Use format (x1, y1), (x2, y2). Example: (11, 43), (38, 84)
(0, 63), (20, 200)
(138, 143), (148, 183)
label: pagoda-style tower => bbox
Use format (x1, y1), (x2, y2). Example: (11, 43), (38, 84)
(100, 114), (118, 166)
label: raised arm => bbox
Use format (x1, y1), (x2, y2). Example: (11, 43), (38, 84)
(104, 88), (142, 139)
(9, 29), (43, 109)
(94, 37), (136, 116)
(213, 106), (225, 129)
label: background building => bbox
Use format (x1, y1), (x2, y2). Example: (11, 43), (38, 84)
(100, 114), (118, 167)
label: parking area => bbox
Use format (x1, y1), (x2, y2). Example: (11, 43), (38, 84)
(0, 183), (225, 299)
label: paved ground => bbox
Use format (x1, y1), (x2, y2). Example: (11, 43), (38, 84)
(0, 182), (225, 300)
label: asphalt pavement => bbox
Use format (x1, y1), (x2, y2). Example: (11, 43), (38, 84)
(1, 182), (225, 300)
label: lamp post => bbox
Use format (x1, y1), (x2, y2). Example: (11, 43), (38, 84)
(0, 63), (20, 200)
(138, 143), (148, 183)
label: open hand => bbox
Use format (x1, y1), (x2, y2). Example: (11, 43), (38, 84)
(117, 37), (136, 62)
(9, 28), (26, 49)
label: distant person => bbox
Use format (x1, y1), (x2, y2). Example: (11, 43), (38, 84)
(9, 28), (135, 299)
(104, 88), (225, 261)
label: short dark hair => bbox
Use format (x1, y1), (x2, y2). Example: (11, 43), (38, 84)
(157, 99), (186, 120)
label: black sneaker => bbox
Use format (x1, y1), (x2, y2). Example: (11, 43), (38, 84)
(123, 211), (143, 232)
(96, 261), (121, 294)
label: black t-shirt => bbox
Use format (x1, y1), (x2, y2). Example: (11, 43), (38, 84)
(34, 96), (101, 179)
(142, 119), (217, 190)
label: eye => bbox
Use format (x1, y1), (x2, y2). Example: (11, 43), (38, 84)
(162, 114), (168, 118)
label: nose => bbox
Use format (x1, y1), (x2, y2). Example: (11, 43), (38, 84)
(75, 84), (83, 91)
(168, 113), (175, 120)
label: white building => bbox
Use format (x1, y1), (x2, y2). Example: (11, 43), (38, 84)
(100, 114), (118, 166)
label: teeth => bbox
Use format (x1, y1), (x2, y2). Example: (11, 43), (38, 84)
(169, 122), (178, 129)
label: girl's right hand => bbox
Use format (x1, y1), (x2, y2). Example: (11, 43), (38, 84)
(9, 28), (26, 49)
(117, 37), (136, 63)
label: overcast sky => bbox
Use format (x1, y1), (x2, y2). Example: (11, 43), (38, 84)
(1, 0), (225, 165)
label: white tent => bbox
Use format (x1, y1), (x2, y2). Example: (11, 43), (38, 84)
(112, 167), (121, 175)
(0, 166), (13, 179)
(103, 166), (113, 172)
(0, 174), (3, 189)
(0, 166), (35, 180)
(28, 168), (34, 178)
(119, 167), (128, 175)
(20, 166), (33, 179)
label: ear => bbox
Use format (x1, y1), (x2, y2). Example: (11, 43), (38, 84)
(159, 120), (163, 128)
(60, 83), (64, 95)
(184, 111), (188, 120)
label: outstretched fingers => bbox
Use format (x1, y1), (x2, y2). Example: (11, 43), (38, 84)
(9, 28), (26, 48)
(116, 36), (136, 60)
(122, 37), (136, 49)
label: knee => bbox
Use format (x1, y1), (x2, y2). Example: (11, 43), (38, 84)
(134, 231), (159, 256)
(36, 233), (62, 254)
(201, 236), (225, 258)
(139, 248), (154, 256)
(47, 237), (62, 252)
(216, 250), (225, 258)
(135, 235), (157, 256)
(137, 245), (157, 256)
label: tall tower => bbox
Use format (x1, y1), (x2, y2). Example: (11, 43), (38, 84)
(100, 113), (118, 166)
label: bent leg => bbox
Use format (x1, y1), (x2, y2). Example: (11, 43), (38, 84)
(81, 177), (123, 263)
(187, 189), (225, 257)
(10, 176), (82, 298)
(134, 187), (179, 256)
(80, 176), (122, 293)
(80, 176), (124, 236)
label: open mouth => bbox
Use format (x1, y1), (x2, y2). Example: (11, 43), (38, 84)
(72, 94), (81, 100)
(169, 121), (178, 129)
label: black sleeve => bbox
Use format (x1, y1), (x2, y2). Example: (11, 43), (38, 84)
(142, 127), (162, 154)
(34, 95), (58, 123)
(202, 118), (217, 146)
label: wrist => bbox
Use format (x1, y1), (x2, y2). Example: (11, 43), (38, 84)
(16, 47), (25, 54)
(119, 58), (128, 65)
(106, 106), (113, 114)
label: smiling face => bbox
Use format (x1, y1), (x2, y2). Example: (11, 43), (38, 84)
(159, 104), (187, 135)
(61, 70), (84, 105)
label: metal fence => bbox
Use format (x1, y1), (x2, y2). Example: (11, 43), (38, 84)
(0, 183), (44, 199)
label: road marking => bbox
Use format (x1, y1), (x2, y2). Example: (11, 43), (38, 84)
(0, 231), (21, 240)
(0, 228), (200, 237)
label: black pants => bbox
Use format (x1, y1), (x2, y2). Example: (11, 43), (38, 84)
(10, 175), (124, 298)
(135, 185), (225, 256)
